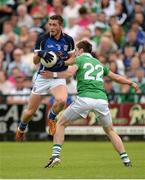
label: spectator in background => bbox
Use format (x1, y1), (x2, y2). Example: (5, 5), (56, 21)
(132, 68), (145, 94)
(130, 21), (145, 45)
(22, 41), (37, 73)
(115, 2), (127, 26)
(96, 35), (117, 58)
(92, 25), (104, 48)
(7, 48), (32, 77)
(104, 77), (117, 103)
(77, 6), (91, 28)
(127, 56), (141, 78)
(10, 13), (21, 35)
(30, 13), (44, 34)
(0, 0), (15, 33)
(111, 23), (125, 48)
(0, 50), (5, 70)
(101, 0), (115, 18)
(126, 30), (143, 52)
(0, 70), (14, 95)
(19, 26), (30, 46)
(121, 0), (135, 21)
(134, 12), (145, 31)
(0, 21), (19, 45)
(64, 17), (82, 40)
(83, 0), (99, 13)
(140, 51), (145, 72)
(7, 76), (31, 105)
(87, 12), (98, 36)
(2, 41), (15, 69)
(8, 67), (24, 87)
(50, 0), (64, 17)
(17, 4), (33, 29)
(28, 31), (39, 48)
(108, 52), (125, 75)
(30, 0), (53, 16)
(63, 0), (81, 20)
(123, 46), (135, 70)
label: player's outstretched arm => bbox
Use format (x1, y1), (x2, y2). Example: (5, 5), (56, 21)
(108, 71), (140, 92)
(40, 65), (78, 79)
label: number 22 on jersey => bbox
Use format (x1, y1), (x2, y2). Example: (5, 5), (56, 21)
(83, 63), (104, 81)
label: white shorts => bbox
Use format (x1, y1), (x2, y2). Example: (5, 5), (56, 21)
(63, 96), (112, 127)
(32, 74), (66, 95)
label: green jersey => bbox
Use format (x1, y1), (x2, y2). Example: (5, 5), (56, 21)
(75, 53), (109, 101)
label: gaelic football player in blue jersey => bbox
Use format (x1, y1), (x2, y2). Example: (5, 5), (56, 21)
(16, 15), (75, 140)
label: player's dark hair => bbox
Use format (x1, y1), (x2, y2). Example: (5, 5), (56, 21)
(76, 40), (92, 53)
(49, 15), (64, 26)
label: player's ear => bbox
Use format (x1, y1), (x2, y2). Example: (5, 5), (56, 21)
(80, 48), (84, 54)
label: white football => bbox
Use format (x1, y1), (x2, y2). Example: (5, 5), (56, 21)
(40, 51), (57, 68)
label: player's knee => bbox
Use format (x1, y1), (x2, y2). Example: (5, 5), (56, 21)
(103, 125), (114, 135)
(57, 117), (69, 127)
(56, 97), (67, 107)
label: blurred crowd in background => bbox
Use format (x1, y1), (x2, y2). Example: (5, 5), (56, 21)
(0, 0), (145, 104)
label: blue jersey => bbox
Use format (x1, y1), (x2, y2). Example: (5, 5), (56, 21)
(34, 32), (75, 72)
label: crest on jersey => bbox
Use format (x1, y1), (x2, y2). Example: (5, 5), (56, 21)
(64, 45), (68, 51)
(56, 44), (61, 50)
(47, 45), (54, 48)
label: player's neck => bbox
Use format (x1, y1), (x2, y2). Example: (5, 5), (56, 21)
(54, 31), (62, 40)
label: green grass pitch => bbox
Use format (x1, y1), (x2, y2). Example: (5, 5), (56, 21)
(0, 141), (145, 179)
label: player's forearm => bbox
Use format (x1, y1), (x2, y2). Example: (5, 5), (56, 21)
(33, 53), (40, 64)
(113, 75), (133, 86)
(109, 71), (132, 85)
(40, 71), (72, 79)
(40, 66), (77, 79)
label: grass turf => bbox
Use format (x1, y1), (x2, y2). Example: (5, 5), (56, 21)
(0, 141), (145, 179)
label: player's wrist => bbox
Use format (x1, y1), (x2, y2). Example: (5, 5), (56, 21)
(53, 72), (58, 79)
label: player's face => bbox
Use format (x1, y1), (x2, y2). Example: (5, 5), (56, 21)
(48, 19), (62, 37)
(75, 47), (83, 56)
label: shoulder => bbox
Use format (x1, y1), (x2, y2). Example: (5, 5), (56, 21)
(63, 33), (74, 42)
(38, 32), (50, 41)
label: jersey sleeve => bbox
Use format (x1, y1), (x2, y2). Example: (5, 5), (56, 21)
(103, 65), (110, 76)
(75, 56), (82, 68)
(34, 34), (45, 51)
(65, 35), (75, 54)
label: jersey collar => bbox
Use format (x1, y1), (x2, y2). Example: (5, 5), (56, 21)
(80, 53), (93, 58)
(50, 31), (64, 41)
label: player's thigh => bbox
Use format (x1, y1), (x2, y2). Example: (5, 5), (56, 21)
(27, 93), (42, 113)
(92, 99), (112, 127)
(50, 85), (68, 101)
(98, 111), (112, 128)
(62, 97), (89, 121)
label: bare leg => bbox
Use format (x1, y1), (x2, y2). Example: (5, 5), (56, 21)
(103, 124), (131, 166)
(16, 93), (42, 141)
(103, 124), (125, 153)
(47, 85), (68, 136)
(22, 93), (42, 123)
(50, 85), (68, 114)
(53, 116), (69, 145)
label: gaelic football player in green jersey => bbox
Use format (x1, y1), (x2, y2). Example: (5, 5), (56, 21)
(41, 40), (139, 168)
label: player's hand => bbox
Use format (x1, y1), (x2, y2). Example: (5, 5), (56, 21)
(131, 82), (140, 93)
(57, 60), (65, 68)
(38, 50), (54, 63)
